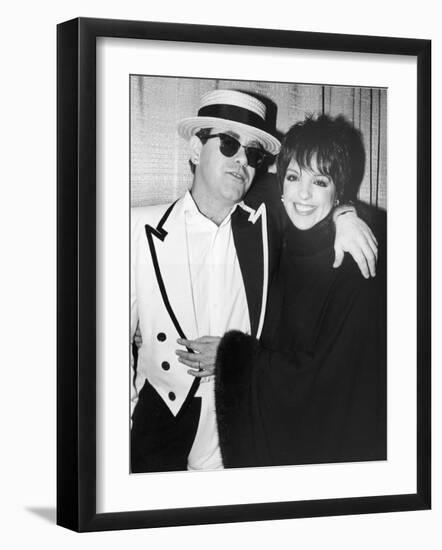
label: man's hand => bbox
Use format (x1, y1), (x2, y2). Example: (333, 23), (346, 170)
(133, 323), (142, 348)
(333, 209), (378, 278)
(175, 336), (221, 378)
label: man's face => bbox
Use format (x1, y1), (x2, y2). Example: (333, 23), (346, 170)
(192, 127), (260, 208)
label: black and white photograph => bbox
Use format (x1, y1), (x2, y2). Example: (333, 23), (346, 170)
(54, 15), (431, 533)
(129, 76), (387, 474)
(2, 0), (438, 545)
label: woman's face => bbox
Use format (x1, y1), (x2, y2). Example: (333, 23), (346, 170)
(283, 156), (337, 230)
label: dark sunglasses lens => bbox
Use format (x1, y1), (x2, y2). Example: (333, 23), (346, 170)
(218, 134), (266, 168)
(245, 148), (266, 168)
(218, 134), (241, 157)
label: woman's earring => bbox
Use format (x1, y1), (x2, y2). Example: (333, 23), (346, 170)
(334, 198), (340, 206)
(193, 156), (199, 165)
(281, 196), (285, 203)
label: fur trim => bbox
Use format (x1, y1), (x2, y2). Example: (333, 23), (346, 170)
(215, 330), (259, 467)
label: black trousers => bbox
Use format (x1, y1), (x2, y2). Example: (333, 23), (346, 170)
(131, 379), (202, 473)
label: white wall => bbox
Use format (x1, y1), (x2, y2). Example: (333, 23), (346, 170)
(1, 1), (439, 548)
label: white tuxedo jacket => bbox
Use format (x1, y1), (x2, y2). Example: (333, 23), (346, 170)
(131, 193), (272, 416)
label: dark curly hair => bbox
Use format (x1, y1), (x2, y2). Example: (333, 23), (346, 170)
(277, 114), (365, 202)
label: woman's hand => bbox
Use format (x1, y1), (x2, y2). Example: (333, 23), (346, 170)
(333, 208), (378, 278)
(175, 336), (221, 378)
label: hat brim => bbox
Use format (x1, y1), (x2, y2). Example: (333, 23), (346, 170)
(177, 117), (281, 156)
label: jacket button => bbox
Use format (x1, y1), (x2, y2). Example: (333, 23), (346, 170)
(168, 392), (176, 401)
(157, 332), (166, 342)
(161, 361), (170, 371)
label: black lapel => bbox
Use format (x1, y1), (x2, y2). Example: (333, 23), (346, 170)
(232, 205), (264, 338)
(143, 200), (200, 408)
(144, 200), (188, 339)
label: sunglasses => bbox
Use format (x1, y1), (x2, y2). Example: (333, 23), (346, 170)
(202, 133), (270, 168)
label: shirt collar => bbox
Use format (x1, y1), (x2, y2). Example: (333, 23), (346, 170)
(183, 190), (240, 227)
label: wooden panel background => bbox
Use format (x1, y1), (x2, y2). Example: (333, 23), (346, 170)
(130, 76), (387, 210)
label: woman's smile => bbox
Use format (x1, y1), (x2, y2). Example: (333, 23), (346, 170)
(293, 203), (317, 215)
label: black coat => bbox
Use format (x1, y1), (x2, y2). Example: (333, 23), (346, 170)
(215, 205), (387, 469)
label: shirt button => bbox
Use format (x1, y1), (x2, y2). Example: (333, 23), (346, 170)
(157, 332), (166, 342)
(161, 361), (170, 371)
(168, 392), (176, 401)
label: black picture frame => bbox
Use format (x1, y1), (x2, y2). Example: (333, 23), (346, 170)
(57, 17), (431, 532)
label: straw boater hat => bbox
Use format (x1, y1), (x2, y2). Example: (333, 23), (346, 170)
(177, 89), (281, 156)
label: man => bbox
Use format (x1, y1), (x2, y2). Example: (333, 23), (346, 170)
(130, 89), (377, 473)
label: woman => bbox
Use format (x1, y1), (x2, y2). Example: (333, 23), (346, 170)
(213, 114), (387, 468)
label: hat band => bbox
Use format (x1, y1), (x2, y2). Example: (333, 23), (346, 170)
(197, 104), (267, 132)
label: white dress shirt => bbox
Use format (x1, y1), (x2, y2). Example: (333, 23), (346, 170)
(182, 191), (251, 470)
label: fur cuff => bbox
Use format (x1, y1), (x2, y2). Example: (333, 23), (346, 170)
(215, 330), (259, 467)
